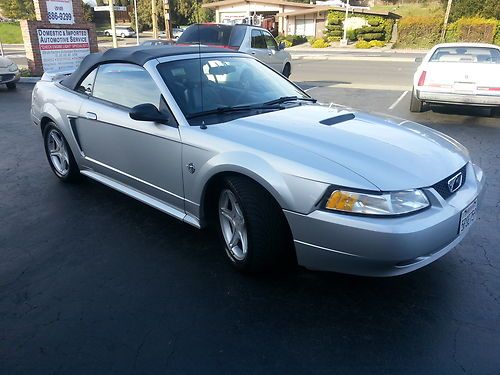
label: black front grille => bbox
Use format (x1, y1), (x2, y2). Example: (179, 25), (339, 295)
(432, 164), (467, 199)
(0, 74), (15, 83)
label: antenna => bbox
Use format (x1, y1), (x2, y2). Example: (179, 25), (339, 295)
(197, 23), (205, 128)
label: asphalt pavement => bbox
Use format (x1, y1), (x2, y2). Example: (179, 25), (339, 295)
(1, 63), (499, 374)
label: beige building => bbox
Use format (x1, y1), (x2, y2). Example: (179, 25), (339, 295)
(276, 6), (400, 38)
(202, 0), (315, 34)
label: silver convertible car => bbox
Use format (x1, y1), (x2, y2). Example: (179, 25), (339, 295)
(31, 46), (485, 276)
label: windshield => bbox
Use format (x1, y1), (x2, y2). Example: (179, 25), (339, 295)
(177, 24), (245, 48)
(429, 47), (500, 64)
(157, 56), (308, 123)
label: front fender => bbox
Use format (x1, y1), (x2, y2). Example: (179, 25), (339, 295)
(189, 151), (330, 223)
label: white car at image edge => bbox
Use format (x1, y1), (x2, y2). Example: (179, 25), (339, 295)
(0, 56), (20, 89)
(411, 43), (500, 114)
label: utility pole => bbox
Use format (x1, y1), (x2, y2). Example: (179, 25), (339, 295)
(341, 0), (350, 46)
(163, 0), (171, 39)
(133, 0), (140, 45)
(108, 0), (118, 48)
(152, 0), (158, 39)
(441, 0), (453, 41)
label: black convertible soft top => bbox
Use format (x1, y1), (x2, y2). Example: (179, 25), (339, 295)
(61, 45), (239, 90)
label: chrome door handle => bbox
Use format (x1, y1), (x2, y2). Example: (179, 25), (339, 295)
(85, 112), (97, 120)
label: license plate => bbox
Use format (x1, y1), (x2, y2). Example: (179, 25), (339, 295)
(459, 199), (477, 234)
(454, 82), (476, 93)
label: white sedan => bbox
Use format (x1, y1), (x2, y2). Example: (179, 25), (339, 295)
(411, 43), (500, 113)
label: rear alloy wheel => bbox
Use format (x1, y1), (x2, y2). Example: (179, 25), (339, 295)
(43, 123), (80, 182)
(282, 63), (291, 78)
(121, 33), (126, 38)
(104, 31), (110, 37)
(410, 88), (424, 112)
(217, 176), (294, 273)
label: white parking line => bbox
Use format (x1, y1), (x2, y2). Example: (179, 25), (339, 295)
(388, 91), (408, 110)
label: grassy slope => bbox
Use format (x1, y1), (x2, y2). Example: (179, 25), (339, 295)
(0, 22), (23, 44)
(371, 1), (444, 18)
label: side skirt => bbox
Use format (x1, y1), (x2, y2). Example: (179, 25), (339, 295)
(80, 169), (201, 229)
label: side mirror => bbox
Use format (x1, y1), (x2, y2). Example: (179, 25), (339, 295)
(415, 57), (423, 63)
(278, 41), (285, 50)
(129, 103), (168, 123)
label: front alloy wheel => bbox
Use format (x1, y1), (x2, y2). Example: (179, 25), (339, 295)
(219, 189), (248, 261)
(216, 176), (295, 273)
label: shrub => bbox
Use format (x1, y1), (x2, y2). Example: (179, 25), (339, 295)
(355, 40), (372, 49)
(355, 40), (385, 49)
(396, 16), (442, 48)
(369, 40), (385, 48)
(358, 32), (385, 41)
(276, 34), (307, 46)
(311, 38), (330, 48)
(450, 17), (498, 43)
(324, 10), (395, 43)
(346, 29), (357, 41)
(326, 35), (341, 43)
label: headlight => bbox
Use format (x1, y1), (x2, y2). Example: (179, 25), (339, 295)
(8, 63), (18, 72)
(325, 188), (429, 216)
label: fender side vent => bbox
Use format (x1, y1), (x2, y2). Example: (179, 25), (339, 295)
(319, 113), (355, 126)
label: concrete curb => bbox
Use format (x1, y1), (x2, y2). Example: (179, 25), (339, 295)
(19, 77), (41, 83)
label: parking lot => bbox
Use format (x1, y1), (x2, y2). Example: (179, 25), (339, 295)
(1, 58), (499, 374)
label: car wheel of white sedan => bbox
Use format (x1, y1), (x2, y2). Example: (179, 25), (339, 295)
(43, 123), (80, 182)
(410, 87), (424, 113)
(218, 176), (294, 273)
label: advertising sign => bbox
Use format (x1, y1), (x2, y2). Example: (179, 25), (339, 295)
(37, 29), (90, 73)
(46, 0), (75, 24)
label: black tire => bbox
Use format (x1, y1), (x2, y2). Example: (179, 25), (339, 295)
(410, 88), (424, 112)
(6, 82), (16, 89)
(282, 63), (291, 78)
(121, 33), (126, 38)
(104, 31), (110, 37)
(217, 175), (295, 273)
(43, 123), (80, 182)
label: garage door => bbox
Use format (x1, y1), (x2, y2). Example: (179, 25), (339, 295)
(295, 18), (315, 36)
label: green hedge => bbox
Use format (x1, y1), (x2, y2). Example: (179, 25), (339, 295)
(445, 17), (498, 43)
(397, 16), (500, 48)
(276, 34), (307, 46)
(396, 16), (442, 48)
(324, 10), (395, 42)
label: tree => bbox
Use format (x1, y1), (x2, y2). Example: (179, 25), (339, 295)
(0, 0), (35, 20)
(441, 0), (500, 21)
(82, 0), (95, 22)
(130, 0), (165, 31)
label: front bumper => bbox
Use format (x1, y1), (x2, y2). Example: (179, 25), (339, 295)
(285, 163), (485, 277)
(417, 89), (500, 107)
(0, 71), (20, 85)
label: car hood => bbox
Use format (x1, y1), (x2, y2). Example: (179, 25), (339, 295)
(214, 104), (469, 191)
(0, 56), (15, 69)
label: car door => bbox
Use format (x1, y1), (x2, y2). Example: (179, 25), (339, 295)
(74, 63), (184, 211)
(247, 29), (272, 67)
(262, 30), (284, 72)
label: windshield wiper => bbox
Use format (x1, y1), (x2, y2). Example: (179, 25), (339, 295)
(263, 96), (317, 106)
(186, 104), (282, 120)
